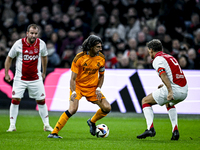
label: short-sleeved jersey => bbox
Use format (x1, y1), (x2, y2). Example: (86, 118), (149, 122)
(8, 38), (48, 81)
(152, 51), (187, 87)
(71, 51), (105, 88)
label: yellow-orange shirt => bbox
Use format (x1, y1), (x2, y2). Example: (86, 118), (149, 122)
(71, 51), (105, 88)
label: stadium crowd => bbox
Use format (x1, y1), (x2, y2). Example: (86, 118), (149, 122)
(0, 0), (200, 70)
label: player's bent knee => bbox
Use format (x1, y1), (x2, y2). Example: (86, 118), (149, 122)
(102, 104), (111, 114)
(68, 107), (78, 115)
(141, 97), (147, 105)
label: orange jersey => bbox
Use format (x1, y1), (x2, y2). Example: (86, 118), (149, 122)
(71, 51), (105, 88)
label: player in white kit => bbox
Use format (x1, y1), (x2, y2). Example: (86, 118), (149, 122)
(137, 39), (188, 140)
(4, 24), (53, 132)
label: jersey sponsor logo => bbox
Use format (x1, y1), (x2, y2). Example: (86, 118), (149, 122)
(83, 63), (87, 66)
(23, 55), (39, 60)
(83, 67), (98, 74)
(176, 74), (184, 79)
(25, 50), (28, 53)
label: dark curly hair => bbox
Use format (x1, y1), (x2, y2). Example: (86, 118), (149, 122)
(82, 35), (102, 51)
(146, 39), (163, 52)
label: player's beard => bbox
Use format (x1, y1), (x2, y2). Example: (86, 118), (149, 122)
(28, 37), (36, 44)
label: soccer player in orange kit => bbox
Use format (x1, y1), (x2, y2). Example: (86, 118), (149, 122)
(48, 35), (111, 138)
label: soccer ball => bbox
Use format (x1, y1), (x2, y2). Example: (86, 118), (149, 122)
(96, 124), (109, 138)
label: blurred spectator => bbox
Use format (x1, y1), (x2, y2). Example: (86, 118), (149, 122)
(0, 42), (7, 69)
(39, 8), (53, 29)
(193, 29), (200, 55)
(178, 54), (194, 69)
(41, 24), (54, 43)
(66, 5), (78, 26)
(46, 41), (61, 68)
(57, 28), (67, 55)
(141, 25), (153, 41)
(125, 15), (141, 40)
(70, 0), (93, 24)
(188, 48), (200, 69)
(108, 0), (127, 17)
(1, 1), (15, 22)
(137, 46), (146, 67)
(105, 14), (126, 41)
(31, 13), (41, 25)
(51, 4), (63, 31)
(74, 17), (91, 41)
(102, 44), (118, 69)
(144, 55), (153, 69)
(59, 27), (82, 57)
(0, 30), (7, 46)
(127, 37), (138, 50)
(16, 12), (29, 33)
(136, 31), (148, 47)
(8, 31), (19, 47)
(60, 44), (76, 68)
(110, 32), (126, 56)
(128, 49), (138, 69)
(92, 14), (108, 40)
(19, 31), (26, 39)
(25, 5), (33, 22)
(118, 55), (130, 69)
(60, 14), (72, 31)
(162, 34), (172, 53)
(91, 4), (108, 31)
(154, 24), (166, 41)
(158, 0), (186, 41)
(50, 32), (59, 52)
(171, 39), (181, 59)
(2, 18), (15, 39)
(187, 13), (200, 35)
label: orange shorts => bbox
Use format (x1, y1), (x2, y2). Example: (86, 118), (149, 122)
(69, 86), (106, 102)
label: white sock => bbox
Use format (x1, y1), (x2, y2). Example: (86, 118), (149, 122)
(38, 104), (49, 126)
(168, 108), (178, 132)
(10, 103), (19, 126)
(143, 106), (154, 130)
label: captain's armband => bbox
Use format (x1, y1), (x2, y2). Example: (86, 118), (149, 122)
(157, 67), (166, 76)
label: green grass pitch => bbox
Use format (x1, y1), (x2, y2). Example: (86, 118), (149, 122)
(0, 110), (199, 150)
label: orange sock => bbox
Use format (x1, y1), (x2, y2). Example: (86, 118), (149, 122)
(91, 109), (107, 123)
(51, 112), (69, 134)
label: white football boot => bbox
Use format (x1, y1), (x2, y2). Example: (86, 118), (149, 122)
(44, 125), (53, 132)
(7, 125), (16, 132)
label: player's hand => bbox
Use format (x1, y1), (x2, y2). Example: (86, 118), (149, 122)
(167, 91), (174, 101)
(5, 75), (11, 82)
(96, 90), (102, 101)
(158, 84), (164, 89)
(42, 73), (46, 80)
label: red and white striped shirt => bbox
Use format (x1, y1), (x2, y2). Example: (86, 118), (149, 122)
(152, 51), (187, 87)
(8, 37), (48, 81)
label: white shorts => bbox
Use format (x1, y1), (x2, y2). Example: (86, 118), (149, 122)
(12, 79), (46, 100)
(152, 84), (188, 106)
